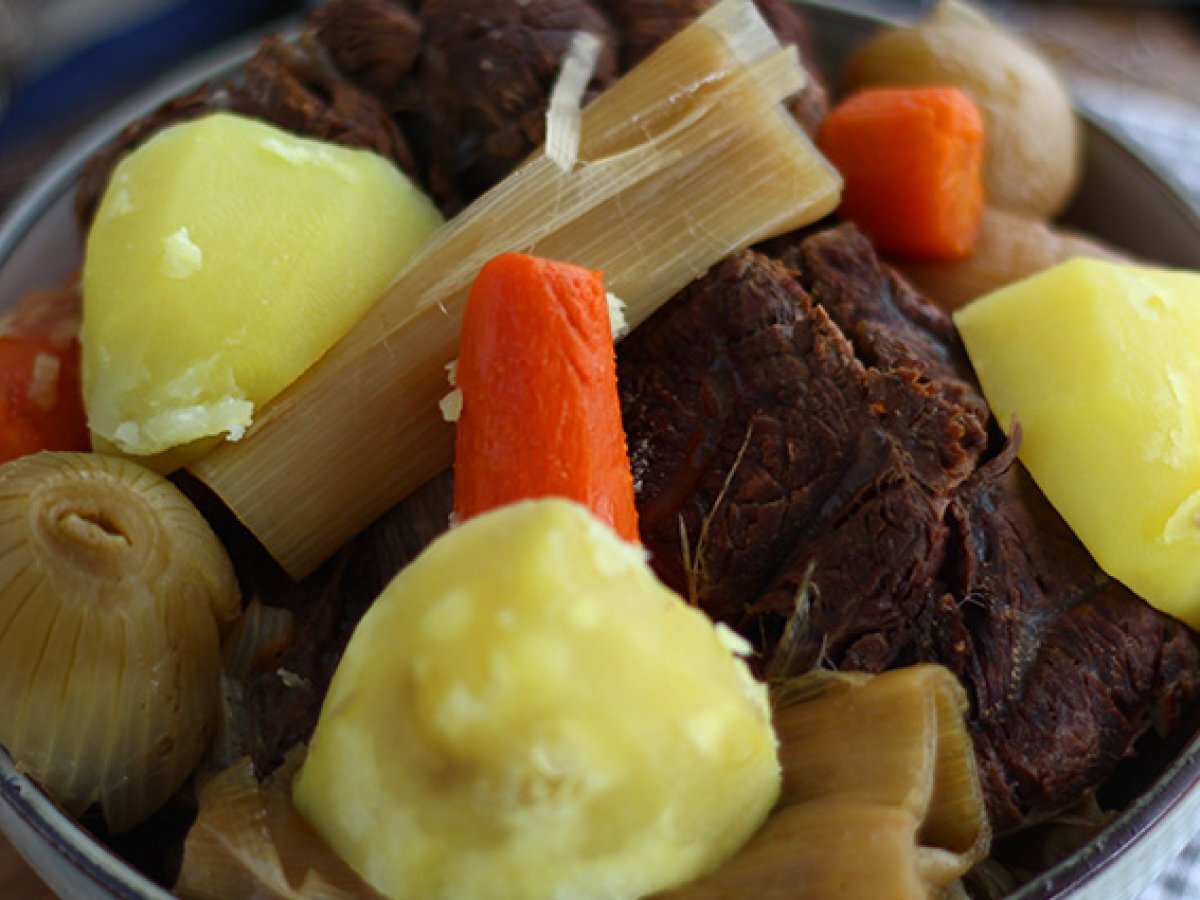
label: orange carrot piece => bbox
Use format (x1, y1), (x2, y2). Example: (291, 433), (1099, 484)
(454, 252), (639, 542)
(0, 286), (89, 465)
(817, 86), (985, 261)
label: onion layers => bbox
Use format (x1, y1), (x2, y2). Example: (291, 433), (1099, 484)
(0, 452), (240, 832)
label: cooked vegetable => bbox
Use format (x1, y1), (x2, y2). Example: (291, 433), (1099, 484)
(191, 0), (843, 579)
(817, 86), (985, 260)
(771, 667), (988, 868)
(0, 286), (89, 464)
(0, 452), (240, 831)
(221, 597), (296, 681)
(667, 801), (958, 900)
(82, 111), (442, 470)
(544, 30), (604, 172)
(666, 666), (990, 899)
(954, 258), (1200, 629)
(454, 253), (638, 541)
(844, 0), (1080, 219)
(895, 207), (1127, 311)
(293, 498), (780, 900)
(176, 750), (375, 900)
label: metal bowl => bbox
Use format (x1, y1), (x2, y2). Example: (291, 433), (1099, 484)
(1, 3), (1199, 897)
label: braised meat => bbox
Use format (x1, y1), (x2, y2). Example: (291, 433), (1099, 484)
(618, 224), (1200, 833)
(306, 0), (422, 103)
(417, 0), (618, 208)
(75, 0), (828, 225)
(943, 452), (1200, 830)
(619, 231), (987, 655)
(231, 34), (417, 174)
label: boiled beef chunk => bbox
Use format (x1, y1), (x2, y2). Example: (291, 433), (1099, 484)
(75, 0), (834, 224)
(937, 446), (1200, 832)
(618, 224), (1200, 833)
(781, 225), (988, 435)
(306, 0), (422, 103)
(620, 232), (986, 658)
(620, 250), (891, 626)
(418, 0), (619, 208)
(230, 34), (417, 176)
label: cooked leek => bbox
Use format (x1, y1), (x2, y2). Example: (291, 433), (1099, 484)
(192, 0), (842, 578)
(545, 31), (602, 172)
(176, 750), (377, 899)
(661, 800), (936, 900)
(221, 597), (295, 681)
(665, 665), (990, 899)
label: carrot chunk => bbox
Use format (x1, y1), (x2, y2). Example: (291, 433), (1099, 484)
(453, 253), (639, 542)
(0, 287), (89, 464)
(817, 86), (985, 261)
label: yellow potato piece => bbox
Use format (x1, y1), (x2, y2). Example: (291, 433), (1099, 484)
(293, 499), (780, 900)
(954, 258), (1200, 628)
(82, 112), (442, 468)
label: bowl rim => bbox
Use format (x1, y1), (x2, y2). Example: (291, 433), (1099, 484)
(0, 27), (266, 266)
(1018, 732), (1200, 899)
(0, 748), (171, 900)
(1, 3), (1199, 898)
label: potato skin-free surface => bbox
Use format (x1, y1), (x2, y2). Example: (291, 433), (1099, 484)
(294, 498), (780, 900)
(955, 258), (1200, 628)
(82, 112), (441, 469)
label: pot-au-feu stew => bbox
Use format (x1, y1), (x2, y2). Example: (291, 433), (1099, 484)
(0, 1), (1197, 898)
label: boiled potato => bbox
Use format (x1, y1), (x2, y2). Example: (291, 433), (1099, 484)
(293, 498), (780, 900)
(82, 112), (442, 470)
(954, 258), (1200, 628)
